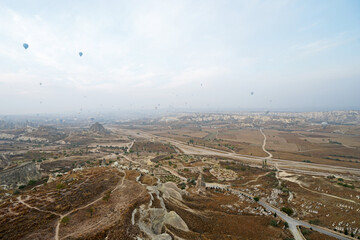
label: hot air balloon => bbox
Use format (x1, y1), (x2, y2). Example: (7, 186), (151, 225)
(23, 43), (29, 49)
(79, 52), (83, 57)
(251, 92), (254, 95)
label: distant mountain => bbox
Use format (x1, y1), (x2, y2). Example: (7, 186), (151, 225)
(89, 122), (110, 134)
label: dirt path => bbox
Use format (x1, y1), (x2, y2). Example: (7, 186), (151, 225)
(341, 143), (356, 149)
(56, 170), (127, 240)
(259, 128), (282, 183)
(260, 128), (273, 159)
(297, 182), (359, 205)
(127, 140), (135, 152)
(17, 196), (61, 217)
(241, 172), (269, 186)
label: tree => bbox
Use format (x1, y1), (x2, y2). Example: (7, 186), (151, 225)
(281, 207), (293, 216)
(179, 182), (186, 190)
(284, 222), (289, 229)
(270, 220), (278, 227)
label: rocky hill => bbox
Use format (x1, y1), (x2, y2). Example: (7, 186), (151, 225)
(0, 162), (41, 189)
(89, 122), (110, 134)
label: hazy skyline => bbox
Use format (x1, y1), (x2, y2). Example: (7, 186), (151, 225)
(0, 0), (360, 114)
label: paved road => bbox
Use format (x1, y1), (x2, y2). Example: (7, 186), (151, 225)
(259, 201), (351, 240)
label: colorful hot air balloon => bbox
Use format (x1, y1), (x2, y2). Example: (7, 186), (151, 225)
(23, 43), (29, 49)
(79, 52), (83, 57)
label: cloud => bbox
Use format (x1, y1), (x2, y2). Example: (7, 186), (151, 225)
(0, 1), (359, 114)
(290, 33), (353, 57)
(159, 66), (229, 90)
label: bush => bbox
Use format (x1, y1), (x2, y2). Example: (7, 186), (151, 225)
(281, 207), (293, 216)
(88, 207), (94, 217)
(270, 220), (278, 227)
(284, 222), (289, 229)
(187, 178), (196, 185)
(309, 219), (320, 225)
(103, 190), (111, 201)
(302, 229), (311, 235)
(61, 216), (70, 224)
(56, 183), (65, 189)
(179, 182), (186, 190)
(253, 196), (259, 202)
(28, 180), (37, 185)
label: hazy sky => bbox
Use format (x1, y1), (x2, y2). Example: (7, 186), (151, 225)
(0, 0), (360, 114)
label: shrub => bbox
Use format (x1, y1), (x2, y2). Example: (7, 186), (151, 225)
(28, 180), (37, 185)
(88, 207), (94, 217)
(179, 182), (186, 190)
(56, 183), (65, 189)
(61, 216), (70, 224)
(284, 222), (289, 229)
(270, 220), (278, 227)
(281, 207), (293, 216)
(309, 219), (320, 225)
(103, 190), (111, 201)
(253, 196), (259, 202)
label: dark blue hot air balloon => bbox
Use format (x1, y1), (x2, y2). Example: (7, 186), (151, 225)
(79, 52), (83, 57)
(23, 43), (29, 49)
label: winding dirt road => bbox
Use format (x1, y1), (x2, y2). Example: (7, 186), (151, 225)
(260, 128), (273, 159)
